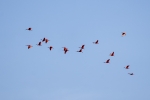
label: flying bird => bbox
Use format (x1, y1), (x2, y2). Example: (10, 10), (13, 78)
(26, 27), (32, 31)
(36, 42), (42, 46)
(110, 52), (114, 56)
(79, 45), (85, 49)
(26, 45), (33, 49)
(93, 40), (99, 44)
(104, 59), (110, 63)
(41, 38), (46, 42)
(45, 39), (50, 43)
(77, 49), (83, 53)
(62, 47), (68, 51)
(48, 46), (53, 51)
(122, 32), (126, 36)
(128, 73), (134, 75)
(64, 49), (69, 54)
(124, 65), (129, 69)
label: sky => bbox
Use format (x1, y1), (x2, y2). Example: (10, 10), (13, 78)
(0, 0), (150, 100)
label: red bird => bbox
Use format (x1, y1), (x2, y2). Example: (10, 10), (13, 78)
(45, 39), (50, 43)
(64, 49), (69, 54)
(77, 49), (83, 53)
(104, 59), (110, 63)
(62, 47), (69, 54)
(62, 47), (68, 51)
(36, 42), (42, 46)
(41, 38), (46, 42)
(124, 65), (129, 69)
(48, 46), (53, 51)
(93, 40), (99, 44)
(79, 45), (85, 49)
(122, 32), (126, 36)
(110, 52), (114, 56)
(26, 45), (33, 49)
(128, 73), (134, 75)
(26, 27), (32, 31)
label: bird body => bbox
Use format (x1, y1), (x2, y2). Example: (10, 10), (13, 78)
(128, 73), (133, 75)
(124, 65), (129, 69)
(48, 46), (53, 51)
(79, 45), (85, 49)
(104, 59), (110, 63)
(93, 40), (99, 44)
(122, 32), (126, 36)
(26, 45), (33, 49)
(77, 49), (83, 53)
(110, 52), (114, 56)
(37, 42), (42, 46)
(26, 27), (32, 31)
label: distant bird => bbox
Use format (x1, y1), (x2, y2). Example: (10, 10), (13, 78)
(64, 49), (69, 54)
(62, 47), (68, 51)
(26, 27), (32, 31)
(122, 32), (126, 36)
(104, 59), (110, 63)
(79, 45), (85, 49)
(77, 49), (83, 53)
(45, 39), (50, 43)
(36, 42), (42, 46)
(26, 45), (33, 49)
(128, 73), (134, 75)
(41, 38), (46, 42)
(93, 40), (99, 44)
(124, 65), (129, 69)
(48, 46), (53, 51)
(110, 52), (114, 56)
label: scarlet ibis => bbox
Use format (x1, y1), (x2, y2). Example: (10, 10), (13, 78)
(48, 46), (53, 51)
(104, 59), (110, 63)
(110, 52), (114, 56)
(79, 45), (85, 49)
(26, 27), (32, 31)
(36, 42), (42, 46)
(62, 47), (68, 51)
(124, 65), (129, 69)
(64, 49), (69, 54)
(41, 38), (46, 42)
(93, 40), (99, 44)
(45, 39), (50, 43)
(77, 49), (83, 53)
(128, 73), (134, 75)
(26, 45), (33, 49)
(122, 32), (126, 36)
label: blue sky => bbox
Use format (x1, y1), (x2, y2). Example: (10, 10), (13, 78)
(0, 0), (150, 100)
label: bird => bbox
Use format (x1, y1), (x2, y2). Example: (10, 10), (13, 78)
(79, 45), (85, 49)
(122, 32), (126, 36)
(26, 27), (32, 31)
(45, 39), (50, 43)
(48, 46), (53, 51)
(77, 49), (83, 53)
(124, 65), (129, 69)
(104, 59), (110, 63)
(62, 47), (68, 51)
(110, 52), (114, 56)
(26, 45), (33, 49)
(128, 73), (134, 75)
(36, 42), (42, 46)
(64, 49), (69, 54)
(41, 38), (46, 42)
(93, 40), (99, 44)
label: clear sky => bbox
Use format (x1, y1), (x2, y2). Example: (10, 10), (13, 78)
(0, 0), (150, 100)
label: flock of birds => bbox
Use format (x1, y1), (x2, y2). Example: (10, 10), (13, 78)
(25, 27), (134, 76)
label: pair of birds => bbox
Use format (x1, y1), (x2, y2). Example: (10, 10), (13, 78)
(124, 65), (134, 75)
